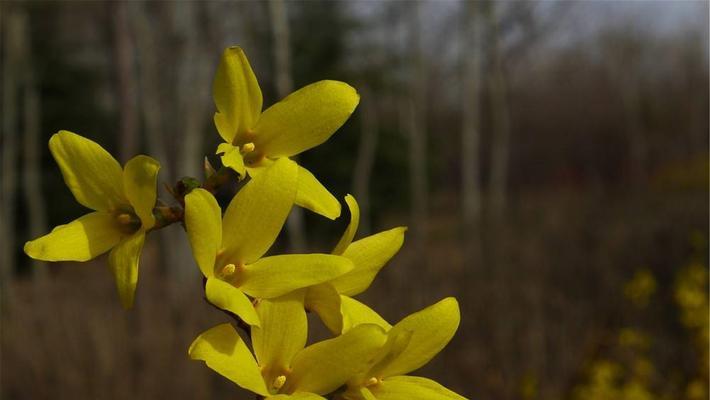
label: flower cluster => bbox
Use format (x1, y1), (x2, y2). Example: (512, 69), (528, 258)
(24, 46), (466, 399)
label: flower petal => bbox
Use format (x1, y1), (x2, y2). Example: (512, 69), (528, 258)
(205, 278), (260, 327)
(371, 376), (468, 400)
(108, 231), (146, 309)
(285, 324), (387, 395)
(372, 298), (460, 378)
(49, 130), (126, 211)
(213, 46), (262, 142)
(24, 211), (123, 261)
(252, 290), (307, 386)
(295, 165), (340, 220)
(269, 393), (326, 400)
(305, 283), (343, 335)
(218, 143), (246, 177)
(185, 188), (222, 278)
(332, 194), (359, 255)
(254, 80), (359, 158)
(329, 227), (406, 296)
(221, 158), (297, 264)
(123, 155), (160, 229)
(240, 254), (353, 299)
(341, 296), (392, 333)
(189, 323), (269, 396)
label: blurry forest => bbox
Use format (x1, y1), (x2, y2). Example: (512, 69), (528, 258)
(1, 1), (708, 399)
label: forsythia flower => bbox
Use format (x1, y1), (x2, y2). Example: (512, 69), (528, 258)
(338, 298), (467, 400)
(184, 158), (353, 326)
(305, 195), (406, 334)
(189, 290), (387, 399)
(24, 130), (160, 309)
(212, 46), (359, 219)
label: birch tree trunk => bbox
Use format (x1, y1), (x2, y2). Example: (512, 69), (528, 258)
(269, 0), (306, 251)
(1, 7), (23, 305)
(352, 86), (379, 235)
(461, 0), (483, 265)
(486, 2), (512, 219)
(20, 10), (48, 281)
(407, 1), (428, 256)
(111, 0), (139, 162)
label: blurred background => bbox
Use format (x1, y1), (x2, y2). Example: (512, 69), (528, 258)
(1, 1), (708, 399)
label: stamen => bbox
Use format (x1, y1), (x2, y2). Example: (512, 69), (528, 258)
(365, 377), (380, 387)
(240, 142), (255, 154)
(116, 213), (134, 225)
(273, 375), (286, 390)
(221, 263), (236, 277)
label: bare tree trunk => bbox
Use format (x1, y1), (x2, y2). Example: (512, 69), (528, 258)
(407, 1), (428, 258)
(269, 0), (306, 251)
(352, 86), (379, 235)
(111, 0), (139, 162)
(486, 2), (512, 219)
(1, 7), (24, 306)
(461, 0), (483, 266)
(19, 10), (48, 282)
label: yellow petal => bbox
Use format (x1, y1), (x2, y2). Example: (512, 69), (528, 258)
(295, 166), (340, 220)
(252, 290), (307, 386)
(205, 278), (260, 327)
(108, 231), (146, 309)
(370, 376), (468, 400)
(329, 227), (406, 296)
(123, 155), (160, 229)
(185, 188), (222, 278)
(254, 80), (359, 158)
(214, 112), (236, 145)
(24, 211), (123, 261)
(372, 298), (460, 378)
(269, 393), (326, 400)
(341, 296), (392, 333)
(221, 158), (297, 264)
(333, 194), (359, 255)
(213, 46), (262, 142)
(189, 323), (269, 396)
(304, 283), (343, 335)
(49, 130), (126, 211)
(240, 254), (353, 299)
(218, 143), (246, 177)
(285, 324), (387, 395)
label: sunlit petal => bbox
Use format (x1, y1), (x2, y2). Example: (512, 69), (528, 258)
(49, 130), (126, 211)
(240, 254), (353, 299)
(254, 80), (359, 158)
(305, 283), (343, 335)
(341, 296), (392, 333)
(370, 376), (467, 400)
(123, 155), (160, 229)
(330, 227), (406, 296)
(189, 323), (269, 396)
(371, 298), (460, 378)
(295, 165), (340, 220)
(269, 393), (326, 400)
(221, 158), (297, 264)
(24, 211), (123, 262)
(332, 194), (359, 255)
(213, 47), (262, 142)
(218, 143), (246, 177)
(253, 290), (307, 386)
(185, 188), (222, 278)
(205, 278), (260, 327)
(285, 324), (387, 395)
(108, 231), (146, 309)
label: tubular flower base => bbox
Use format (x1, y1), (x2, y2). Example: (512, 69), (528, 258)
(23, 44), (467, 399)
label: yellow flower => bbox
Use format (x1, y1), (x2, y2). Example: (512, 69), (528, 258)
(304, 195), (406, 334)
(338, 298), (467, 400)
(184, 158), (354, 327)
(24, 130), (160, 309)
(212, 46), (359, 220)
(188, 290), (387, 399)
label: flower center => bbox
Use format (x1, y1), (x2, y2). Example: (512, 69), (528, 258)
(114, 209), (141, 234)
(365, 377), (381, 387)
